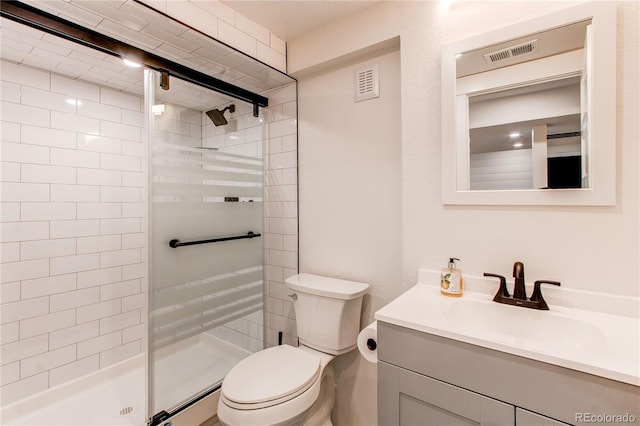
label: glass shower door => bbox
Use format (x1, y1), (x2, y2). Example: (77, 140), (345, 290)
(146, 70), (264, 420)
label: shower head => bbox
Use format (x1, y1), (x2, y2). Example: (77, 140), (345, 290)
(206, 104), (235, 126)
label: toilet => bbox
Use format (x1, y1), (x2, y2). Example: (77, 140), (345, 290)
(217, 273), (369, 426)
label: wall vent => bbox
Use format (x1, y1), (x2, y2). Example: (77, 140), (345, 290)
(355, 64), (379, 102)
(484, 39), (538, 64)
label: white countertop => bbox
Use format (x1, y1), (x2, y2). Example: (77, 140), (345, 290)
(375, 278), (640, 386)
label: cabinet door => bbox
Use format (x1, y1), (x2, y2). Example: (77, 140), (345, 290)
(516, 408), (571, 426)
(379, 362), (514, 426)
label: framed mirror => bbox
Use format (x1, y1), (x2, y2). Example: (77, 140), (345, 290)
(441, 2), (616, 205)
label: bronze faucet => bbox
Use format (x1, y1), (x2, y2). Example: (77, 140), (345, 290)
(512, 261), (527, 300)
(484, 262), (560, 310)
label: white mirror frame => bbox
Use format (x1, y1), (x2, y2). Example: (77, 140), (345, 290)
(441, 2), (616, 206)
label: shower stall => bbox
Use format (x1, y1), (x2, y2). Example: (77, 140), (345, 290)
(0, 1), (297, 424)
(147, 71), (267, 419)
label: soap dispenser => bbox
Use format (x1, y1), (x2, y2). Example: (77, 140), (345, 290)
(441, 257), (463, 297)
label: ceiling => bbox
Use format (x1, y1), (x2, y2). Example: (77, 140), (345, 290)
(220, 0), (379, 41)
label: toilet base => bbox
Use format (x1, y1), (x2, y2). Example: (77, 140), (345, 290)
(301, 364), (335, 426)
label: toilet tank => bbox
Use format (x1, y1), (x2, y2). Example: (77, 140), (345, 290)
(285, 273), (369, 355)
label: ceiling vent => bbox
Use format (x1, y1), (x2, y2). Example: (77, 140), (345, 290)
(355, 64), (379, 102)
(484, 39), (538, 64)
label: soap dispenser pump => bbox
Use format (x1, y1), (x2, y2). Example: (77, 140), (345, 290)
(441, 257), (463, 297)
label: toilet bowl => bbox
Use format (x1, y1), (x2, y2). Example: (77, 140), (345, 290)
(218, 345), (335, 426)
(217, 273), (369, 426)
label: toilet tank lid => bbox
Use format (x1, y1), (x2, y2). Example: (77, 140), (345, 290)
(286, 273), (369, 300)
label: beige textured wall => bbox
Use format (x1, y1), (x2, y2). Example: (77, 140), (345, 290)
(290, 0), (639, 297)
(297, 46), (402, 425)
(289, 1), (639, 425)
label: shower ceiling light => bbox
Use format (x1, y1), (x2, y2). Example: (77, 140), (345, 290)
(509, 132), (521, 138)
(123, 58), (142, 68)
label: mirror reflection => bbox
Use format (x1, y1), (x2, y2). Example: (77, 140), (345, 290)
(455, 19), (591, 191)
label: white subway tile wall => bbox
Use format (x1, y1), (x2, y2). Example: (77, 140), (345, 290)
(140, 0), (287, 72)
(0, 60), (146, 405)
(262, 84), (299, 348)
(1, 29), (296, 412)
(19, 0), (287, 90)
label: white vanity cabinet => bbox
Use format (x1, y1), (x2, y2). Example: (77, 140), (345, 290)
(377, 322), (638, 426)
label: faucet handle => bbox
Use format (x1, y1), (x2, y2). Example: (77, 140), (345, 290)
(484, 273), (510, 301)
(530, 280), (561, 310)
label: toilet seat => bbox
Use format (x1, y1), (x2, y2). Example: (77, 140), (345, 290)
(221, 345), (321, 410)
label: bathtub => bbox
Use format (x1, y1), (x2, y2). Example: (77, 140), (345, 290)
(1, 355), (145, 426)
(1, 333), (249, 425)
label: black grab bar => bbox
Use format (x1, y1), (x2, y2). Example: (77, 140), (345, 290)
(169, 231), (261, 248)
